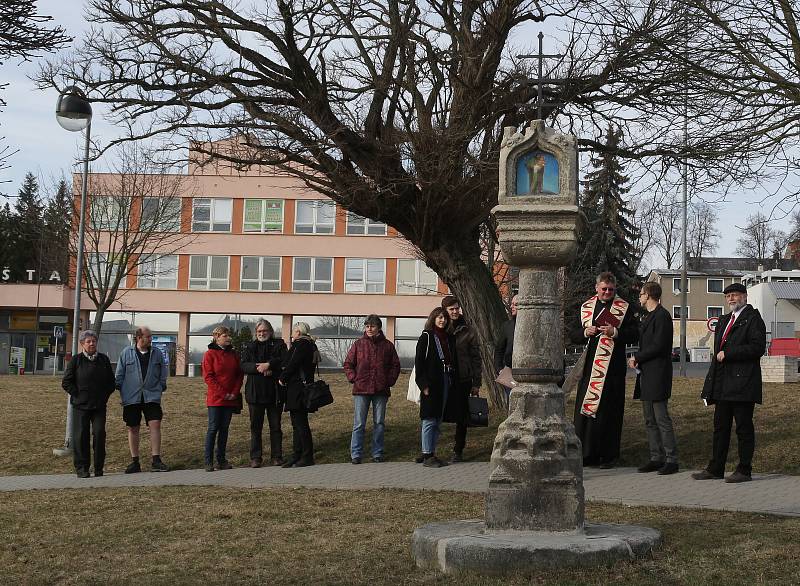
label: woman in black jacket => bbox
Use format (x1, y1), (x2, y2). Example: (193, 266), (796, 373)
(278, 322), (318, 467)
(240, 319), (288, 467)
(61, 330), (116, 478)
(415, 307), (459, 468)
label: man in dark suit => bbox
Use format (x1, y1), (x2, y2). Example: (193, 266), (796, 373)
(692, 282), (766, 483)
(628, 281), (678, 475)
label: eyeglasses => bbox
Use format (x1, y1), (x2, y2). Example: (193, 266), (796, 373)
(599, 287), (615, 292)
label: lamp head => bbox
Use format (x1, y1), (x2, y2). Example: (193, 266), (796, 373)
(56, 86), (92, 132)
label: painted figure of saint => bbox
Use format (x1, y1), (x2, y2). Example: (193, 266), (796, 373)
(526, 153), (546, 193)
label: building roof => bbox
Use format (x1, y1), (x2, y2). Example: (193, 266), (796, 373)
(767, 282), (800, 300)
(647, 268), (745, 278)
(689, 257), (797, 272)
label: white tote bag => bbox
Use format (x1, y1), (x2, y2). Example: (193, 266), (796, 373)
(406, 332), (430, 404)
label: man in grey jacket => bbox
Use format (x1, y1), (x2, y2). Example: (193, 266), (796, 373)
(115, 326), (169, 472)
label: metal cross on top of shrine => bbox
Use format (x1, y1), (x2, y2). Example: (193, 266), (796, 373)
(517, 32), (564, 120)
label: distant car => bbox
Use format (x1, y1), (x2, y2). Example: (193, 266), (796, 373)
(672, 347), (690, 362)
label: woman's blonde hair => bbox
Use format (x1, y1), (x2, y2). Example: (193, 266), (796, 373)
(292, 322), (311, 336)
(212, 326), (233, 338)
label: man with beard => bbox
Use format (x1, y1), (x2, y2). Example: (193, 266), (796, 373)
(692, 283), (766, 483)
(571, 272), (638, 468)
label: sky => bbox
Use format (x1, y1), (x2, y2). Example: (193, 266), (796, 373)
(0, 1), (793, 269)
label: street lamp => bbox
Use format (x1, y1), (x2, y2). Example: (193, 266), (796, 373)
(53, 86), (92, 457)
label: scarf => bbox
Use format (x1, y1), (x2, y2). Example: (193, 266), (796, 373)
(579, 295), (629, 418)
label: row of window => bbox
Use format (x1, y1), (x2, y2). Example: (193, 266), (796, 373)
(672, 306), (724, 320)
(671, 278), (731, 294)
(91, 197), (387, 236)
(134, 255), (439, 295)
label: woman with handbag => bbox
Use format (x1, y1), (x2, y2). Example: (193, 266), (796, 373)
(202, 326), (244, 471)
(414, 307), (459, 468)
(278, 322), (318, 468)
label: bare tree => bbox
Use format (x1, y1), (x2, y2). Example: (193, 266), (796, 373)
(629, 194), (659, 274)
(78, 145), (196, 334)
(735, 213), (787, 265)
(687, 201), (719, 261)
(648, 190), (682, 269)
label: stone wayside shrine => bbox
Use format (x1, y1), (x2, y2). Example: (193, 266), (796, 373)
(412, 121), (661, 576)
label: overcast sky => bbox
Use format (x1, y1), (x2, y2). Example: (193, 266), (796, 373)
(0, 1), (793, 268)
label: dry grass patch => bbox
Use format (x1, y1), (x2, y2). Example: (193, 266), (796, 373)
(1, 487), (798, 585)
(1, 373), (797, 475)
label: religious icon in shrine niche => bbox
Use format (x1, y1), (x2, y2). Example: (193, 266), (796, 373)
(515, 150), (559, 195)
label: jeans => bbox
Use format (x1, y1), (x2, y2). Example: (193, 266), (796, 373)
(205, 406), (235, 465)
(72, 406), (107, 473)
(420, 375), (450, 455)
(350, 394), (388, 459)
(248, 403), (283, 461)
(709, 400), (755, 476)
(642, 400), (678, 463)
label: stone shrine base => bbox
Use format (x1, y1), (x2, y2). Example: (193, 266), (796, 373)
(412, 519), (661, 576)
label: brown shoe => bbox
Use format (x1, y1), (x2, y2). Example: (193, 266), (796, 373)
(270, 457), (285, 467)
(250, 459), (262, 468)
(691, 470), (723, 480)
(725, 471), (752, 483)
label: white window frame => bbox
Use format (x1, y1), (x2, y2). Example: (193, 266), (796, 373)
(707, 306), (724, 319)
(294, 200), (335, 234)
(87, 252), (123, 287)
(90, 196), (127, 231)
(188, 255), (230, 290)
(243, 199), (284, 233)
(141, 197), (182, 232)
(345, 258), (386, 293)
(707, 278), (724, 294)
(346, 211), (387, 236)
(672, 277), (689, 293)
(397, 259), (438, 295)
(240, 256), (282, 291)
(191, 198), (233, 232)
(137, 255), (179, 289)
(672, 305), (690, 319)
(292, 257), (333, 292)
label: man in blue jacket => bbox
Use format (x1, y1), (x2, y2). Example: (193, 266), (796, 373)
(116, 326), (169, 472)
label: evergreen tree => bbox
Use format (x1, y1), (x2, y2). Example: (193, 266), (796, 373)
(0, 202), (12, 276)
(9, 172), (45, 281)
(566, 125), (640, 329)
(42, 178), (71, 279)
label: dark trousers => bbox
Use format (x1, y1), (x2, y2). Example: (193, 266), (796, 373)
(248, 403), (283, 461)
(72, 406), (107, 473)
(709, 400), (755, 476)
(289, 409), (314, 463)
(642, 400), (678, 464)
(205, 406), (235, 465)
(454, 422), (468, 454)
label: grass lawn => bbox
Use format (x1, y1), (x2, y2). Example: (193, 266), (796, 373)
(0, 373), (798, 475)
(1, 487), (798, 585)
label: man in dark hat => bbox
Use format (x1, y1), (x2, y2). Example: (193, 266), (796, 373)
(692, 282), (766, 483)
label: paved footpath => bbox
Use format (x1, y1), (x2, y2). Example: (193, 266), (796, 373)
(1, 463), (798, 518)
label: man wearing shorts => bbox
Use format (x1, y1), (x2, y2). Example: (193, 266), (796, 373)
(115, 327), (169, 473)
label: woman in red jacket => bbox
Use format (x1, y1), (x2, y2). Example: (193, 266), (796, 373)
(202, 326), (244, 471)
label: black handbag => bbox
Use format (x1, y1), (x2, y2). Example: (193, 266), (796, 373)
(302, 379), (333, 412)
(467, 396), (489, 427)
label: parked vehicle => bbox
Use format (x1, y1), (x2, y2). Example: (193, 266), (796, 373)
(671, 347), (690, 362)
(768, 338), (800, 357)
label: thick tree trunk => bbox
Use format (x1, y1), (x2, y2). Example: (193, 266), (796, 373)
(425, 237), (510, 409)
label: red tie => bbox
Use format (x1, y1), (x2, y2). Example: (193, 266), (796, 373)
(720, 314), (736, 346)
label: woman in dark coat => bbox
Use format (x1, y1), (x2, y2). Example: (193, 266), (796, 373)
(415, 307), (459, 468)
(240, 319), (288, 467)
(278, 322), (318, 467)
(629, 282), (678, 474)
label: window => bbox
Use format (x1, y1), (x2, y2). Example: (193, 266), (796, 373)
(192, 198), (232, 232)
(346, 212), (387, 236)
(243, 199), (284, 233)
(90, 197), (127, 230)
(189, 255), (229, 290)
(292, 315), (383, 366)
(707, 278), (724, 293)
(707, 306), (723, 319)
(345, 258), (385, 293)
(294, 200), (335, 234)
(672, 306), (690, 319)
(397, 259), (438, 295)
(240, 256), (281, 291)
(87, 252), (122, 286)
(672, 278), (689, 293)
(138, 255), (178, 289)
(292, 257), (333, 292)
(141, 197), (181, 232)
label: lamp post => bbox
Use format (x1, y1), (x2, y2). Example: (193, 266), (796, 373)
(52, 86), (92, 457)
